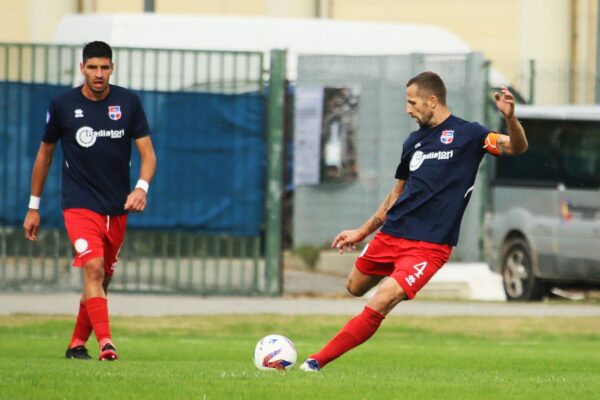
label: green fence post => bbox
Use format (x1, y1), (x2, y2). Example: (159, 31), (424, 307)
(481, 59), (493, 262)
(265, 49), (286, 296)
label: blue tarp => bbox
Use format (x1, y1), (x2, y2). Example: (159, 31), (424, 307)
(0, 82), (266, 236)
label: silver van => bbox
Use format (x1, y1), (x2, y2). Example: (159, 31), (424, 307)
(488, 105), (600, 301)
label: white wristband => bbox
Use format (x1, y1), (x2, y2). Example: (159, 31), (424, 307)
(29, 195), (41, 210)
(135, 179), (149, 194)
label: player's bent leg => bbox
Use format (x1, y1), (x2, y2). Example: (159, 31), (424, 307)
(301, 242), (395, 371)
(365, 277), (408, 316)
(301, 278), (406, 371)
(346, 267), (385, 297)
(301, 305), (385, 371)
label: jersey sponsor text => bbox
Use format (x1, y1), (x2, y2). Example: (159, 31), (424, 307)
(409, 150), (454, 171)
(75, 126), (125, 148)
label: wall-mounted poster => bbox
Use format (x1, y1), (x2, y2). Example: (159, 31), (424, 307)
(293, 86), (360, 186)
(293, 86), (324, 186)
(320, 87), (360, 183)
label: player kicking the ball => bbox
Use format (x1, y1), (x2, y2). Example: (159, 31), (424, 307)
(23, 41), (156, 361)
(300, 71), (527, 372)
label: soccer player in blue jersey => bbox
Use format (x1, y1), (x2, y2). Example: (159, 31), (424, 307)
(23, 41), (157, 361)
(300, 71), (527, 372)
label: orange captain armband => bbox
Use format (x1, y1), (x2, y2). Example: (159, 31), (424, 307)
(483, 133), (501, 156)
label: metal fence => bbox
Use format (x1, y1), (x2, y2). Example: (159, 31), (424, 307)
(0, 43), (285, 295)
(0, 228), (263, 294)
(0, 43), (264, 92)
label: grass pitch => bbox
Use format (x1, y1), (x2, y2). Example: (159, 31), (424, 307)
(0, 313), (599, 399)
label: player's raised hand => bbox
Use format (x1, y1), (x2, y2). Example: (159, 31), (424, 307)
(124, 188), (147, 212)
(23, 210), (40, 241)
(331, 229), (365, 254)
(494, 87), (515, 119)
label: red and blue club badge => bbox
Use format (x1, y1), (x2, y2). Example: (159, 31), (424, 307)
(108, 105), (122, 121)
(440, 130), (454, 144)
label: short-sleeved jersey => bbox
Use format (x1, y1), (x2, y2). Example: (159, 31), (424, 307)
(380, 115), (498, 246)
(43, 84), (150, 215)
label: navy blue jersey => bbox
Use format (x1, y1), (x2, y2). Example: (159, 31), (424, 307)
(380, 115), (497, 246)
(43, 85), (150, 215)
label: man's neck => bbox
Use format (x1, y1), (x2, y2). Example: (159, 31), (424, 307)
(81, 85), (110, 101)
(428, 109), (451, 128)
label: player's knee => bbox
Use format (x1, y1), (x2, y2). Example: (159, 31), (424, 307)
(367, 280), (407, 315)
(388, 282), (408, 303)
(346, 280), (367, 297)
(83, 259), (105, 283)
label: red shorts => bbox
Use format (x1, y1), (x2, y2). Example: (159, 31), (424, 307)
(63, 208), (128, 276)
(355, 232), (452, 299)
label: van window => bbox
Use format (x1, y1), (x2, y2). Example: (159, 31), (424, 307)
(493, 118), (560, 186)
(560, 121), (600, 189)
(493, 118), (600, 189)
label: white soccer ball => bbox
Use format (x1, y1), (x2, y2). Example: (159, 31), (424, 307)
(253, 334), (297, 371)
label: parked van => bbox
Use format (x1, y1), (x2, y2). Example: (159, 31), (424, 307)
(488, 105), (600, 301)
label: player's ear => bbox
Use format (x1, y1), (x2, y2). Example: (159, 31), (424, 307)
(427, 95), (437, 108)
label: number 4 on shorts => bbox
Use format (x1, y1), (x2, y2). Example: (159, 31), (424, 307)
(412, 261), (427, 278)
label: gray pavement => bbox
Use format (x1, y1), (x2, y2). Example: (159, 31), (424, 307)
(2, 263), (598, 318)
(1, 292), (600, 317)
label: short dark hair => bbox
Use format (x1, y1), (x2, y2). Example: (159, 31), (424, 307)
(82, 41), (112, 63)
(406, 71), (447, 105)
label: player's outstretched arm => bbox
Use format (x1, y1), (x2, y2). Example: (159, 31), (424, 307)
(125, 136), (157, 212)
(331, 179), (406, 253)
(23, 142), (56, 241)
(494, 87), (528, 155)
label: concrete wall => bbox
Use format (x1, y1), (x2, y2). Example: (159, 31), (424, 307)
(331, 0), (521, 88)
(0, 0), (76, 42)
(0, 2), (28, 41)
(518, 0), (572, 104)
(94, 0), (143, 13)
(329, 0), (584, 104)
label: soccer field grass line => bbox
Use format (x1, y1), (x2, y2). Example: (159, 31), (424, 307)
(0, 315), (599, 400)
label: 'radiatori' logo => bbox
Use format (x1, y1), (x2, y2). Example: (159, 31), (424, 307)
(409, 150), (454, 171)
(75, 126), (125, 148)
(75, 126), (96, 148)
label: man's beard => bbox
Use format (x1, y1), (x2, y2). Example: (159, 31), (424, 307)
(417, 119), (431, 128)
(417, 113), (433, 128)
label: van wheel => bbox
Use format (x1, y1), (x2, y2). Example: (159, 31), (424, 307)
(501, 238), (546, 301)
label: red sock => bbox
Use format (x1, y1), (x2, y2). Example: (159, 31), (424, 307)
(68, 302), (93, 348)
(311, 306), (385, 368)
(85, 297), (112, 347)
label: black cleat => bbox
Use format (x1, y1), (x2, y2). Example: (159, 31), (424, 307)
(65, 345), (91, 360)
(99, 343), (118, 361)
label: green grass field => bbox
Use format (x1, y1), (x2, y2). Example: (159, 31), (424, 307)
(1, 314), (599, 399)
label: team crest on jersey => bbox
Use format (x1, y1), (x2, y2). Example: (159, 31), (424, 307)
(440, 130), (454, 144)
(108, 105), (122, 121)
